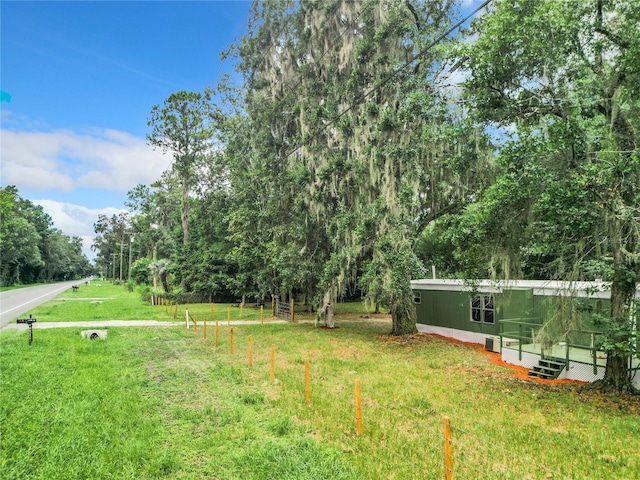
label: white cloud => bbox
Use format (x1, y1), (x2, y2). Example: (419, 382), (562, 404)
(0, 126), (173, 193)
(34, 199), (125, 260)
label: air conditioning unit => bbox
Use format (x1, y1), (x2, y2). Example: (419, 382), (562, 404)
(485, 337), (501, 353)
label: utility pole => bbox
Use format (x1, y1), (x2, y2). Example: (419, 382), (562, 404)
(152, 245), (158, 291)
(150, 223), (158, 291)
(119, 242), (125, 281)
(128, 235), (134, 282)
(111, 253), (117, 279)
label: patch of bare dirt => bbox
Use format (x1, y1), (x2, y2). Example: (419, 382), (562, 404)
(376, 332), (441, 347)
(331, 345), (363, 360)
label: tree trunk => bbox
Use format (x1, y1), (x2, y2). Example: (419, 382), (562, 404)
(390, 287), (418, 336)
(180, 178), (190, 292)
(603, 353), (632, 392)
(181, 175), (190, 251)
(601, 226), (637, 393)
(161, 272), (170, 294)
(601, 264), (636, 392)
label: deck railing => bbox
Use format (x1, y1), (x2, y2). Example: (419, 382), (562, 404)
(499, 317), (541, 361)
(499, 318), (639, 375)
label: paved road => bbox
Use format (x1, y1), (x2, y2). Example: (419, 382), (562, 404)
(0, 280), (88, 328)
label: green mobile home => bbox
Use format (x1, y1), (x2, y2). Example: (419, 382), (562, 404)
(410, 279), (639, 387)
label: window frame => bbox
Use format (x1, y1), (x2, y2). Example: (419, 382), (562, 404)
(470, 294), (495, 324)
(413, 291), (421, 305)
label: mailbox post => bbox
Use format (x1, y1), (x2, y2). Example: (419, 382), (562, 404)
(16, 315), (37, 345)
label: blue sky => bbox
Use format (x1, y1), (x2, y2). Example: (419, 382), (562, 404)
(1, 0), (251, 258)
(1, 0), (483, 260)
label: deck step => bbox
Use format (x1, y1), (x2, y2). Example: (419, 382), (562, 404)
(528, 358), (566, 379)
(539, 359), (565, 369)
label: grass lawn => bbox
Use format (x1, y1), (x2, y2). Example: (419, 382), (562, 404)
(21, 283), (285, 324)
(169, 301), (273, 324)
(2, 291), (639, 479)
(20, 283), (174, 323)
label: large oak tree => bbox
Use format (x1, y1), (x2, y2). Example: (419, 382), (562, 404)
(460, 0), (639, 391)
(231, 0), (482, 334)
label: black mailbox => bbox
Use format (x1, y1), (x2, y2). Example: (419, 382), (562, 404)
(16, 315), (37, 345)
(17, 317), (37, 325)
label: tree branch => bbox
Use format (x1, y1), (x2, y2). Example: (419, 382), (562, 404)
(594, 26), (630, 50)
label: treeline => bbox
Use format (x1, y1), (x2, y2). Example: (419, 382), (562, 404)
(93, 1), (638, 390)
(0, 186), (93, 286)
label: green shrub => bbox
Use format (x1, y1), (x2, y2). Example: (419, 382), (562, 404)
(130, 258), (151, 285)
(137, 284), (152, 302)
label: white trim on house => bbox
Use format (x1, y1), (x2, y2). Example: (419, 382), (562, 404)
(410, 278), (617, 299)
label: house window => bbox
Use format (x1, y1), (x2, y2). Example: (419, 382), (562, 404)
(471, 295), (495, 324)
(471, 296), (482, 322)
(413, 291), (421, 304)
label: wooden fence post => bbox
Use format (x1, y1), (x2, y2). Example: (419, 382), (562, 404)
(174, 303), (178, 319)
(291, 298), (295, 322)
(444, 417), (453, 480)
(270, 344), (276, 383)
(185, 309), (189, 329)
(304, 359), (310, 404)
(355, 380), (362, 435)
(203, 315), (207, 340)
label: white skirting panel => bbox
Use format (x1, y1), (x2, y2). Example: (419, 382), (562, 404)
(564, 362), (604, 383)
(501, 348), (540, 369)
(416, 324), (487, 346)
